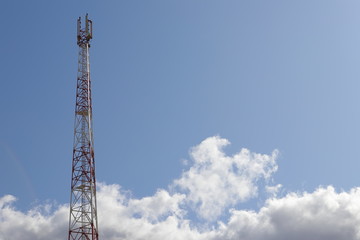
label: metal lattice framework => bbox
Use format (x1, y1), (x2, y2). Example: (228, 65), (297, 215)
(68, 14), (99, 240)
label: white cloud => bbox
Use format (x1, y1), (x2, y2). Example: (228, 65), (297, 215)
(85, 183), (209, 240)
(0, 195), (68, 240)
(2, 136), (360, 240)
(173, 136), (278, 220)
(265, 184), (282, 197)
(127, 189), (185, 221)
(214, 186), (360, 240)
(4, 185), (360, 240)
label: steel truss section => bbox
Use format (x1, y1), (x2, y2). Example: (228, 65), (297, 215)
(68, 14), (99, 240)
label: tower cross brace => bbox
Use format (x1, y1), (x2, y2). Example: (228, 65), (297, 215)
(68, 14), (99, 240)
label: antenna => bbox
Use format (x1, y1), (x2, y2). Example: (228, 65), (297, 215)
(77, 14), (92, 46)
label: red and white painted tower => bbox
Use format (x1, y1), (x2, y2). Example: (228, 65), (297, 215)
(68, 14), (99, 240)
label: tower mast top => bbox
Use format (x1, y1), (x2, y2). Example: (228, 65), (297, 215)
(77, 14), (93, 46)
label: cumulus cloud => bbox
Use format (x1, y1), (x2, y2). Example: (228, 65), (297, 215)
(2, 136), (360, 240)
(214, 186), (360, 240)
(95, 183), (204, 240)
(4, 185), (360, 240)
(173, 136), (278, 220)
(0, 195), (68, 240)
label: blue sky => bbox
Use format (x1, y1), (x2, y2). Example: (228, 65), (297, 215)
(2, 1), (360, 239)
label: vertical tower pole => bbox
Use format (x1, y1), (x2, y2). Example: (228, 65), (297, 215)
(68, 14), (99, 240)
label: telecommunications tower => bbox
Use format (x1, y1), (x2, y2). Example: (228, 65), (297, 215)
(68, 14), (99, 240)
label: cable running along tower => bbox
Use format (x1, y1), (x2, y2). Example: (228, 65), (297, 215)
(68, 14), (99, 240)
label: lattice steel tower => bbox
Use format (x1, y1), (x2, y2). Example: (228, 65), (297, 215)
(68, 14), (99, 240)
